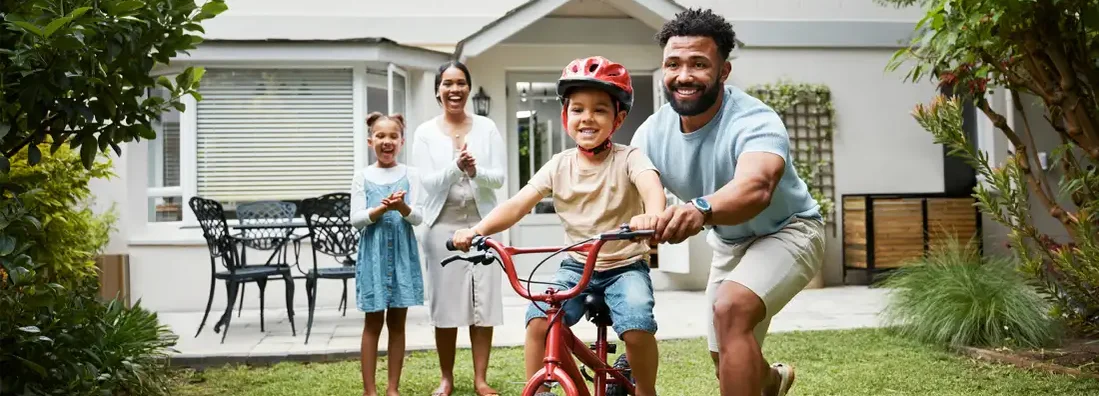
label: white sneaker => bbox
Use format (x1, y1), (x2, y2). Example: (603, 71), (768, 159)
(770, 363), (795, 396)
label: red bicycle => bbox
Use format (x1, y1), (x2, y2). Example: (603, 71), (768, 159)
(443, 224), (653, 396)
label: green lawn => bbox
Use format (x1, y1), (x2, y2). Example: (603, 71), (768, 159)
(170, 328), (1099, 395)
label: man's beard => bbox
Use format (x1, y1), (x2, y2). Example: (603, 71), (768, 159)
(664, 79), (722, 117)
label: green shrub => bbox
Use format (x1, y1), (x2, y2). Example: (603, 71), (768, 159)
(0, 275), (178, 395)
(0, 142), (178, 395)
(2, 140), (114, 289)
(880, 235), (1061, 349)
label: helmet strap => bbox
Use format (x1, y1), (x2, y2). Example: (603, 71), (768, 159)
(578, 139), (612, 158)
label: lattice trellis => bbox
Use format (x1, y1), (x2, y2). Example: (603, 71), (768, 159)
(748, 82), (837, 233)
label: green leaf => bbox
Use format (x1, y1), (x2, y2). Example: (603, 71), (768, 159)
(172, 102), (186, 112)
(175, 68), (194, 89)
(0, 154), (8, 174)
(0, 123), (9, 140)
(156, 76), (174, 91)
(191, 66), (206, 84)
(98, 129), (111, 151)
(198, 1), (229, 19)
(17, 325), (40, 333)
(69, 6), (93, 19)
(80, 135), (97, 170)
(184, 22), (206, 34)
(27, 144), (41, 166)
(110, 141), (122, 157)
(12, 21), (44, 37)
(50, 136), (65, 154)
(137, 123), (157, 140)
(53, 35), (84, 50)
(0, 236), (14, 256)
(108, 0), (145, 14)
(42, 16), (74, 38)
(14, 355), (46, 377)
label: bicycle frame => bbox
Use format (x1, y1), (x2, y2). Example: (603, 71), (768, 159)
(447, 226), (650, 396)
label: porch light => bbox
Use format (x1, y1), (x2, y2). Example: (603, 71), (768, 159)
(472, 87), (491, 116)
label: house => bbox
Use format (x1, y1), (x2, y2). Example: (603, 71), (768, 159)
(89, 0), (955, 314)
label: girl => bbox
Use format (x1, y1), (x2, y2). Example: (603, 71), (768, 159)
(350, 112), (425, 396)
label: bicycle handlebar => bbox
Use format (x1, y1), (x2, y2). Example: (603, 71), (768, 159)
(442, 224), (654, 303)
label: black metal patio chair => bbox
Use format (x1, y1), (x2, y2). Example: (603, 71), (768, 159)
(189, 196), (297, 344)
(298, 193), (360, 344)
(232, 200), (306, 320)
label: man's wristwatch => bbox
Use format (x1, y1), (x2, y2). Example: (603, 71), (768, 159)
(689, 197), (713, 224)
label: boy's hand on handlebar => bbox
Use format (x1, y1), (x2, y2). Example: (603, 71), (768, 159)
(451, 228), (478, 252)
(629, 214), (659, 240)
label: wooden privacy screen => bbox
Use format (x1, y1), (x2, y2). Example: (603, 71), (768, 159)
(842, 194), (980, 282)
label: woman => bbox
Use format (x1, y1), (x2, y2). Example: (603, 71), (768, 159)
(410, 60), (506, 396)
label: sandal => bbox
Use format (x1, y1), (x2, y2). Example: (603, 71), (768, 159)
(771, 363), (796, 396)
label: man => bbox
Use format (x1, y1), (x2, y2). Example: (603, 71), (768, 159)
(630, 8), (826, 396)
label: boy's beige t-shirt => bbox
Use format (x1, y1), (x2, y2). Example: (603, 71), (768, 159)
(527, 143), (659, 271)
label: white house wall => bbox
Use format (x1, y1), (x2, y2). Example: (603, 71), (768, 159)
(730, 48), (941, 285)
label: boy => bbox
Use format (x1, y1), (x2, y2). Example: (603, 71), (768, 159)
(450, 56), (666, 396)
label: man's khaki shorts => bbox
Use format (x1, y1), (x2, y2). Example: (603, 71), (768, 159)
(704, 217), (826, 352)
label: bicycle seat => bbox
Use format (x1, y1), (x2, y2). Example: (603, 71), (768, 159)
(583, 294), (613, 327)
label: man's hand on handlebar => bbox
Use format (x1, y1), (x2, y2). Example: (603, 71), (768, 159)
(450, 228), (479, 252)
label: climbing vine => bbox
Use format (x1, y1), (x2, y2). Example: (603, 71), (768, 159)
(748, 81), (837, 229)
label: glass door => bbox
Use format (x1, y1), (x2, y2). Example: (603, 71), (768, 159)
(388, 64), (410, 163)
(512, 74), (568, 214)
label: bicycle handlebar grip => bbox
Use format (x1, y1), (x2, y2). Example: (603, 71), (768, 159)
(445, 239), (457, 251)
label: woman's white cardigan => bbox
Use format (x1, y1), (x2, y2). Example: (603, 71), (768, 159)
(409, 114), (507, 228)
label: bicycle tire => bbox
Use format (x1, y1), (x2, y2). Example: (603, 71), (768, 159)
(605, 353), (633, 396)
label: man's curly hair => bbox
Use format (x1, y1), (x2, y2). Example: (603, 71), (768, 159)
(655, 8), (737, 60)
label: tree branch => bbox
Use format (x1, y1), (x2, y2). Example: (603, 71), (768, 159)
(1012, 89), (1059, 201)
(977, 97), (1079, 236)
(3, 133), (38, 159)
(1033, 20), (1099, 159)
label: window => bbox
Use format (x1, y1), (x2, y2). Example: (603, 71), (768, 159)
(141, 64), (415, 225)
(147, 87), (183, 222)
(194, 68), (356, 217)
(513, 75), (654, 214)
(364, 65), (410, 164)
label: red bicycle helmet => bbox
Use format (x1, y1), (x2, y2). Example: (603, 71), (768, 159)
(556, 56), (634, 112)
(557, 56), (634, 157)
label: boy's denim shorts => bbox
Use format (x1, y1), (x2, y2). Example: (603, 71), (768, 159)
(524, 257), (658, 338)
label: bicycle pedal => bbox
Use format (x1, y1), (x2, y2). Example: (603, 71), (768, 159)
(588, 343), (618, 354)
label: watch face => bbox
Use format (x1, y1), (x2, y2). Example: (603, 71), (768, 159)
(693, 198), (711, 211)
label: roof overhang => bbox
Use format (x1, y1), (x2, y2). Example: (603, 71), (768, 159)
(172, 37), (452, 70)
(454, 0), (732, 61)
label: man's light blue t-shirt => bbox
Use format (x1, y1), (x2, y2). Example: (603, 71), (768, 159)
(631, 84), (821, 244)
